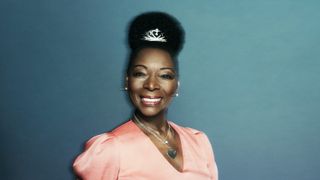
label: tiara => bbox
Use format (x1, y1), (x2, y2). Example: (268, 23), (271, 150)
(141, 28), (167, 42)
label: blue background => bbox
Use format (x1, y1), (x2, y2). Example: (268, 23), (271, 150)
(1, 0), (320, 179)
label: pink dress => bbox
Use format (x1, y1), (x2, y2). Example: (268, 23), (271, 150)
(73, 120), (218, 180)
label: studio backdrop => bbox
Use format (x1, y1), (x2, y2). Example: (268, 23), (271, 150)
(1, 0), (320, 179)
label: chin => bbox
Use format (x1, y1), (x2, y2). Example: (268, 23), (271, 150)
(134, 104), (168, 118)
(137, 108), (162, 117)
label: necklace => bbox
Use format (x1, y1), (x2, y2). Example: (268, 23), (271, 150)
(133, 114), (177, 159)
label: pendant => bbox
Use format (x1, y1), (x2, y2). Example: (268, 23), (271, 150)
(167, 148), (177, 159)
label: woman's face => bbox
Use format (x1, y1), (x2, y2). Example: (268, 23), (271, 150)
(127, 48), (178, 117)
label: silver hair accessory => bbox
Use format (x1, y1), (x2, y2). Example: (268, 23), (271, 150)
(141, 28), (167, 42)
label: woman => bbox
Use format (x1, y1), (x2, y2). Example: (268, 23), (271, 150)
(73, 12), (218, 180)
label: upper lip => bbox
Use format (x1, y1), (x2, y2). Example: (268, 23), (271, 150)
(140, 95), (162, 99)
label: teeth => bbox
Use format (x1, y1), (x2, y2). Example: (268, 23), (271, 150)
(142, 98), (161, 103)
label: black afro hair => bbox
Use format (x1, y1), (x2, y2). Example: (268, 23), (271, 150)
(128, 12), (185, 57)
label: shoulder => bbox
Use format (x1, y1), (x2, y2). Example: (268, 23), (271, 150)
(182, 126), (203, 135)
(77, 120), (136, 154)
(170, 121), (206, 137)
(73, 121), (136, 179)
(169, 121), (214, 147)
(83, 132), (117, 152)
(73, 132), (119, 168)
(73, 132), (120, 179)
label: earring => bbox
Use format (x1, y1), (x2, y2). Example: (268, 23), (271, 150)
(124, 87), (128, 91)
(175, 81), (180, 97)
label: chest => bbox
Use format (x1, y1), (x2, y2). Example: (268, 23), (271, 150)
(116, 133), (211, 180)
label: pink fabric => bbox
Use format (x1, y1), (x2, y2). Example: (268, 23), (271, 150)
(73, 120), (218, 180)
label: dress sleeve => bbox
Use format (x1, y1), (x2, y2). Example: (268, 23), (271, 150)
(200, 133), (219, 180)
(73, 133), (120, 180)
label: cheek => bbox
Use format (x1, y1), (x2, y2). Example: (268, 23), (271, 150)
(127, 79), (144, 105)
(128, 78), (142, 92)
(127, 86), (140, 107)
(163, 81), (177, 96)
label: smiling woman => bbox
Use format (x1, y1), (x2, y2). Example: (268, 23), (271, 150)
(127, 48), (178, 117)
(73, 12), (218, 180)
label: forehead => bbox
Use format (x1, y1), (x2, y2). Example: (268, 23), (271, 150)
(132, 48), (175, 68)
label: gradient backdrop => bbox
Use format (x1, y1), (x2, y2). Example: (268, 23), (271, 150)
(1, 0), (320, 179)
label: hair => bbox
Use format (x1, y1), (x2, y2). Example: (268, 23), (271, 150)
(126, 12), (185, 75)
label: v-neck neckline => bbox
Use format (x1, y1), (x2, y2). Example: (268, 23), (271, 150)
(130, 120), (186, 173)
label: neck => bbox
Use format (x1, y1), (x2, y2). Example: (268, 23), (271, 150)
(134, 109), (168, 134)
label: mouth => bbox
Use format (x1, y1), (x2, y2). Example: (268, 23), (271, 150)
(140, 96), (162, 106)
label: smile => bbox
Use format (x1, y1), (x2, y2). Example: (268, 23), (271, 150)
(141, 96), (162, 105)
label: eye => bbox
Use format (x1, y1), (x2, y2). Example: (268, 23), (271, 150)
(160, 74), (175, 80)
(132, 72), (146, 77)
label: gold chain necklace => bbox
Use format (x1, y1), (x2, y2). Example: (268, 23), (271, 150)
(133, 114), (177, 159)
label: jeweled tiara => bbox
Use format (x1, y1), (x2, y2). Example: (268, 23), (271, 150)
(141, 28), (167, 42)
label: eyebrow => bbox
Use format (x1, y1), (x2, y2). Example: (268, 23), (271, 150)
(133, 65), (176, 72)
(160, 67), (176, 72)
(133, 65), (147, 69)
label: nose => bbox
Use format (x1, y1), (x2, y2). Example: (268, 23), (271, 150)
(143, 76), (160, 91)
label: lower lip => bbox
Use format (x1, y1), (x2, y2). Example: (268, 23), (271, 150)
(141, 98), (162, 106)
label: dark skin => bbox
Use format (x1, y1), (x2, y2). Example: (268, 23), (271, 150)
(126, 48), (183, 172)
